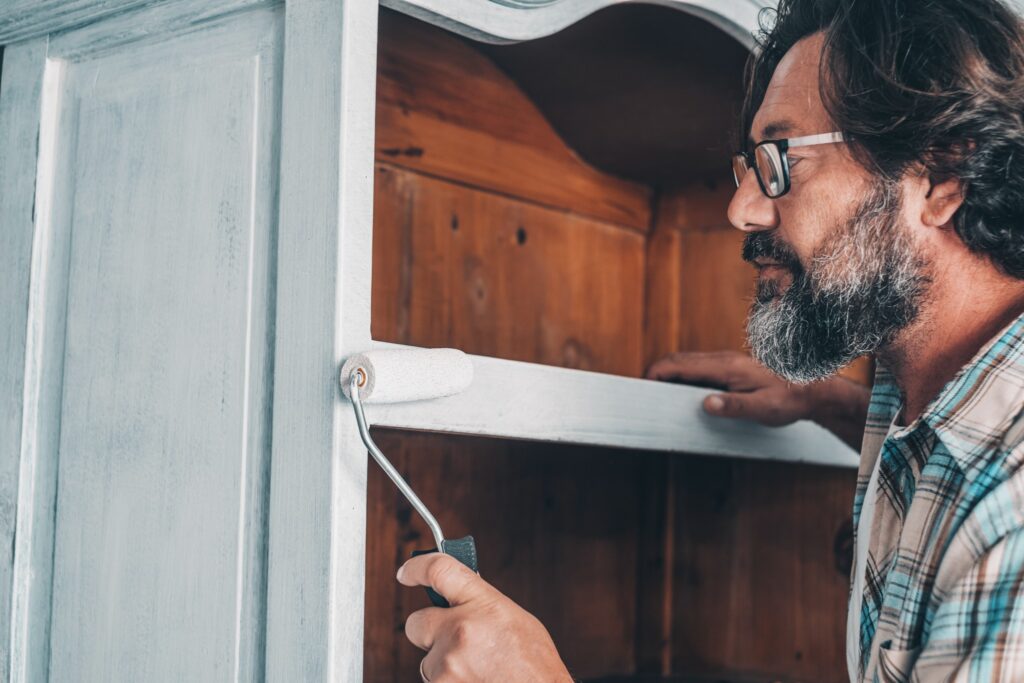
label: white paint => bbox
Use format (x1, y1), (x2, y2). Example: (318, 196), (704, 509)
(262, 0), (379, 680)
(1, 40), (53, 683)
(340, 349), (474, 403)
(359, 342), (858, 467)
(10, 51), (66, 683)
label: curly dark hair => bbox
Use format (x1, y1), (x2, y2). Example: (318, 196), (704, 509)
(742, 0), (1024, 278)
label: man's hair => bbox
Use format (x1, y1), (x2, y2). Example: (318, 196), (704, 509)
(742, 0), (1024, 278)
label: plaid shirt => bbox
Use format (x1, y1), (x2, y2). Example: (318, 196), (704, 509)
(852, 311), (1024, 682)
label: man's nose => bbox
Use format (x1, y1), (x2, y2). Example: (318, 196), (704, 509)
(727, 171), (778, 233)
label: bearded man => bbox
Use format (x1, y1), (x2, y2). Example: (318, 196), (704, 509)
(396, 1), (1024, 681)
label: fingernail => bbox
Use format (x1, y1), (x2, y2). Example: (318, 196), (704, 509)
(396, 564), (405, 581)
(706, 395), (725, 412)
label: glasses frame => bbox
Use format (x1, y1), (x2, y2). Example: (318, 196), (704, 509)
(732, 131), (846, 198)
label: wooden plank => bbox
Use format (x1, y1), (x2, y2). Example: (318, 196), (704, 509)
(8, 48), (66, 683)
(633, 455), (674, 675)
(670, 457), (853, 683)
(645, 226), (685, 369)
(375, 11), (652, 231)
(371, 163), (647, 375)
(0, 39), (48, 683)
(263, 0), (379, 680)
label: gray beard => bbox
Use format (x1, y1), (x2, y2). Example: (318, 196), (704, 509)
(745, 182), (930, 383)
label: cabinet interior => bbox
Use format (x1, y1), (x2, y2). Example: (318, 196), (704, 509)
(366, 7), (864, 682)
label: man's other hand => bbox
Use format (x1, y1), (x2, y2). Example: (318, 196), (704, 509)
(647, 350), (869, 450)
(646, 350), (814, 427)
(398, 553), (573, 683)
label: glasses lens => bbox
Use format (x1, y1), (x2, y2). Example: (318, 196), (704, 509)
(754, 144), (786, 197)
(731, 154), (749, 188)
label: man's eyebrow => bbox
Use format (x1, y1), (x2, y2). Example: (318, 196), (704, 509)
(746, 119), (796, 147)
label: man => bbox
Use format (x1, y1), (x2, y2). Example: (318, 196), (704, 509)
(397, 0), (1024, 680)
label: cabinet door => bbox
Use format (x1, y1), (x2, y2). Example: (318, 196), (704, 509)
(0, 1), (378, 680)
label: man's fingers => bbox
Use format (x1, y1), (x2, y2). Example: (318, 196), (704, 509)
(704, 391), (792, 426)
(405, 607), (444, 651)
(398, 553), (489, 607)
(645, 351), (740, 387)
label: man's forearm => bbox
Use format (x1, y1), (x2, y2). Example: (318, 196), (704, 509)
(807, 375), (871, 452)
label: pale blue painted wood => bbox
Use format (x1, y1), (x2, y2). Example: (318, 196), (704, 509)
(0, 40), (48, 682)
(263, 0), (379, 679)
(9, 47), (70, 683)
(6, 5), (284, 681)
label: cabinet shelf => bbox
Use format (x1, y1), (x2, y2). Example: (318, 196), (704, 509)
(365, 343), (858, 468)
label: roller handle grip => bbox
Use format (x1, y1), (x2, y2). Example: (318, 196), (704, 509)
(411, 535), (478, 608)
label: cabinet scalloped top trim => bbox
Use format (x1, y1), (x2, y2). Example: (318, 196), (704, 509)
(380, 0), (771, 47)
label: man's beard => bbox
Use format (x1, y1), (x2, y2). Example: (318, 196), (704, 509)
(743, 181), (930, 383)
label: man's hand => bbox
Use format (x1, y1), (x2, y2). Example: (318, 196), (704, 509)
(647, 350), (815, 426)
(398, 553), (573, 683)
(646, 350), (869, 451)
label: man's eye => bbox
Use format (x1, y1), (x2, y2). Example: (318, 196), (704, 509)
(788, 157), (804, 168)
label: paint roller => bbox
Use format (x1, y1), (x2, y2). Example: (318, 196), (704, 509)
(341, 348), (478, 608)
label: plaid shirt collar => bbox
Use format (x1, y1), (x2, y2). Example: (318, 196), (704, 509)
(865, 311), (1024, 478)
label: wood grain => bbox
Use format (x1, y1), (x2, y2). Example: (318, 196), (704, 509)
(670, 457), (853, 683)
(372, 163), (647, 376)
(375, 11), (652, 232)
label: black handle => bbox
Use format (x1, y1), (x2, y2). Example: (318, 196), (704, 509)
(411, 535), (478, 608)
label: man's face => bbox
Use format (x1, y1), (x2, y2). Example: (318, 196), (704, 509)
(728, 33), (931, 382)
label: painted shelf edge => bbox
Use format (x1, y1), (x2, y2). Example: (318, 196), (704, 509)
(355, 342), (860, 469)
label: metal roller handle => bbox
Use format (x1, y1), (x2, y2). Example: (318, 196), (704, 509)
(348, 371), (445, 551)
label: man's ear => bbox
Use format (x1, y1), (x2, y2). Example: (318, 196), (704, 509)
(921, 175), (965, 228)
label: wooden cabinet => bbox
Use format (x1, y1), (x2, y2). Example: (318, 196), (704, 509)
(0, 1), (862, 681)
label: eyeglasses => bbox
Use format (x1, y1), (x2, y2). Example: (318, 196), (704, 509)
(732, 131), (846, 198)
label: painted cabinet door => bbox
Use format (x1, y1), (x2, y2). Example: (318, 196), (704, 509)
(0, 0), (378, 680)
